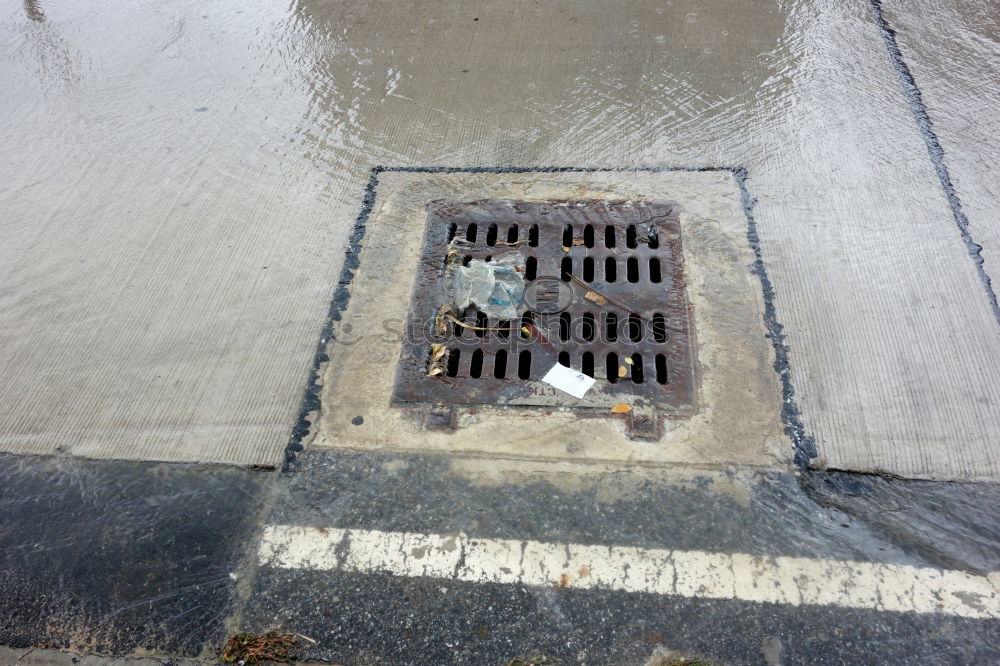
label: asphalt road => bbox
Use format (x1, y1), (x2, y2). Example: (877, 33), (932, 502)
(2, 451), (998, 664)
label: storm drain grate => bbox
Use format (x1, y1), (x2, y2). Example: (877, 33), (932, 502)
(392, 200), (694, 417)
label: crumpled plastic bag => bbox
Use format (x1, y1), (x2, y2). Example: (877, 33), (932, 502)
(451, 254), (526, 319)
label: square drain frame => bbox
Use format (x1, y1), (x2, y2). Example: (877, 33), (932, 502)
(297, 168), (794, 468)
(392, 200), (696, 416)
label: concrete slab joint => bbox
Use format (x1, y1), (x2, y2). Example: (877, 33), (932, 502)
(307, 168), (796, 470)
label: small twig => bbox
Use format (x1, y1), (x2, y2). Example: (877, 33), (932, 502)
(16, 647), (39, 663)
(493, 239), (529, 246)
(563, 273), (638, 315)
(442, 313), (512, 331)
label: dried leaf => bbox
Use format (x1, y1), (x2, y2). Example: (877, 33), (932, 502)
(571, 237), (586, 246)
(611, 403), (632, 413)
(436, 304), (451, 331)
(618, 365), (628, 378)
(428, 367), (443, 376)
(624, 357), (634, 366)
(584, 291), (607, 306)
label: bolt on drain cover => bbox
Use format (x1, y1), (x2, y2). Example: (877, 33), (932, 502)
(392, 200), (695, 417)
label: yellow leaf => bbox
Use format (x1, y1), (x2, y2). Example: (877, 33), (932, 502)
(611, 403), (632, 413)
(618, 365), (628, 377)
(520, 326), (532, 338)
(562, 246), (570, 252)
(624, 357), (634, 366)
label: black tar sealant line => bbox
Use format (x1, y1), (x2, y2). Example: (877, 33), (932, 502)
(866, 0), (1000, 326)
(733, 167), (817, 468)
(283, 166), (383, 470)
(283, 166), (817, 470)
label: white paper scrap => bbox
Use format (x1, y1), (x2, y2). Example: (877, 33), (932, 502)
(540, 362), (596, 399)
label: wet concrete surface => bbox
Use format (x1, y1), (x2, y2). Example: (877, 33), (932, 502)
(880, 0), (1000, 289)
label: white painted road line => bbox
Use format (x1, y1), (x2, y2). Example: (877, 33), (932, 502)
(258, 525), (1000, 619)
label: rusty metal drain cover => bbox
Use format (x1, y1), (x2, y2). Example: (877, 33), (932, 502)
(392, 200), (695, 427)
